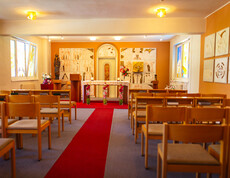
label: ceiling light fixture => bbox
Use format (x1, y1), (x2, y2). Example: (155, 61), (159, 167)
(27, 11), (37, 20)
(114, 36), (121, 41)
(90, 37), (96, 41)
(156, 8), (166, 18)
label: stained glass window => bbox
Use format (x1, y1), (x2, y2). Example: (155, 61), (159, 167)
(10, 38), (37, 80)
(175, 40), (190, 79)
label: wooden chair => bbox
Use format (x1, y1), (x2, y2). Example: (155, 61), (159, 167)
(134, 96), (164, 143)
(177, 93), (201, 97)
(130, 92), (153, 130)
(141, 106), (186, 168)
(157, 123), (227, 178)
(1, 103), (51, 161)
(51, 90), (76, 124)
(128, 89), (148, 119)
(0, 138), (16, 178)
(34, 95), (64, 137)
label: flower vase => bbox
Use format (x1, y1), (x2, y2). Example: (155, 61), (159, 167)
(103, 98), (107, 105)
(119, 99), (123, 105)
(86, 97), (90, 105)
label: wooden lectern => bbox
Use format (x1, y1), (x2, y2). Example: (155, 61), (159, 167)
(70, 74), (82, 102)
(151, 80), (159, 89)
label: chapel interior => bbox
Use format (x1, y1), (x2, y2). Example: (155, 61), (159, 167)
(1, 0), (230, 178)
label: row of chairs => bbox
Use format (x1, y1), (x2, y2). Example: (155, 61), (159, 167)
(128, 92), (227, 118)
(131, 95), (226, 143)
(0, 89), (77, 124)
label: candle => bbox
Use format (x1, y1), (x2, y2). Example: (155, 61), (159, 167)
(91, 77), (94, 81)
(117, 78), (120, 81)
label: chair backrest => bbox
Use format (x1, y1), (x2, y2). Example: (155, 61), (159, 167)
(224, 99), (230, 107)
(146, 106), (186, 123)
(194, 97), (224, 108)
(177, 93), (201, 97)
(1, 102), (41, 137)
(201, 93), (227, 99)
(186, 107), (226, 124)
(8, 95), (34, 103)
(164, 123), (227, 144)
(34, 95), (60, 108)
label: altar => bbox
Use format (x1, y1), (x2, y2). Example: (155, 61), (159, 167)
(82, 80), (129, 104)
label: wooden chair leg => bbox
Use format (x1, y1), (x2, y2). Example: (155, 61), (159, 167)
(75, 106), (77, 120)
(145, 136), (148, 169)
(38, 132), (42, 161)
(16, 134), (23, 149)
(48, 125), (51, 149)
(206, 173), (211, 178)
(196, 173), (201, 178)
(157, 152), (161, 178)
(132, 117), (134, 135)
(69, 109), (71, 124)
(58, 115), (60, 137)
(135, 121), (137, 144)
(141, 131), (144, 156)
(62, 113), (64, 131)
(11, 143), (16, 178)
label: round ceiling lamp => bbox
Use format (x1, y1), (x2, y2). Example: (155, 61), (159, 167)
(27, 11), (37, 20)
(156, 8), (166, 18)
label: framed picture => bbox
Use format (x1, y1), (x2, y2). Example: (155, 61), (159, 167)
(228, 58), (230, 84)
(215, 27), (229, 56)
(214, 57), (228, 83)
(203, 59), (214, 82)
(204, 33), (215, 58)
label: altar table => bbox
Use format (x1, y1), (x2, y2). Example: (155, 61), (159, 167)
(82, 80), (129, 104)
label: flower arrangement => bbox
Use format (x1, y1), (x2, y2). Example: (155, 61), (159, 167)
(86, 84), (90, 104)
(119, 84), (124, 105)
(103, 83), (109, 105)
(120, 66), (129, 77)
(42, 73), (52, 84)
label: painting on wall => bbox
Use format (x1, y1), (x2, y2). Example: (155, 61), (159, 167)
(204, 33), (215, 58)
(59, 48), (94, 94)
(214, 57), (228, 83)
(203, 59), (214, 82)
(120, 48), (156, 84)
(215, 27), (229, 56)
(133, 62), (144, 72)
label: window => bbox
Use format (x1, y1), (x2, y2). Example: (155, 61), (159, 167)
(10, 37), (38, 80)
(175, 40), (190, 79)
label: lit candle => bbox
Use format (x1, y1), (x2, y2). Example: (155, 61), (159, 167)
(91, 77), (94, 81)
(117, 78), (120, 81)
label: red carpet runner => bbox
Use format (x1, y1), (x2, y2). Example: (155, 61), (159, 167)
(76, 101), (128, 109)
(45, 108), (114, 178)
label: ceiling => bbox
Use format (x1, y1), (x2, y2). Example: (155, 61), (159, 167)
(0, 0), (228, 20)
(42, 35), (175, 42)
(0, 0), (228, 41)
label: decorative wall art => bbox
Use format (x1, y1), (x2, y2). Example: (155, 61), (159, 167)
(215, 27), (229, 56)
(203, 59), (214, 82)
(120, 48), (156, 85)
(59, 48), (94, 94)
(214, 57), (228, 83)
(204, 33), (215, 58)
(228, 58), (230, 84)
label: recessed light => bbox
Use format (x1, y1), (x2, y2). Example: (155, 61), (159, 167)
(90, 37), (96, 41)
(27, 11), (37, 20)
(156, 8), (167, 18)
(114, 36), (121, 41)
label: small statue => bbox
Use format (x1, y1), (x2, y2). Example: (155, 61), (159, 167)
(54, 54), (60, 79)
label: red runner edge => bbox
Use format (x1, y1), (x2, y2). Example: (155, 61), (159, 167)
(45, 108), (114, 178)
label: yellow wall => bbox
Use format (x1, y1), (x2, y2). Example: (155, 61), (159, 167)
(199, 4), (230, 97)
(51, 42), (170, 89)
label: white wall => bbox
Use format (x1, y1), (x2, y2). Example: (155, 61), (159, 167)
(170, 35), (201, 93)
(0, 36), (51, 90)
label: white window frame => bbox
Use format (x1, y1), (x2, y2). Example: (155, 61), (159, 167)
(10, 37), (38, 81)
(174, 39), (190, 82)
